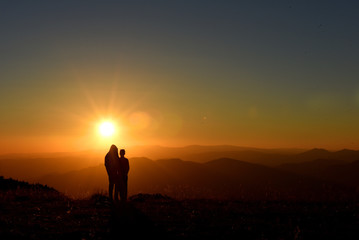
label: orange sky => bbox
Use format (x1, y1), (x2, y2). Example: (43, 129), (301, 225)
(1, 2), (359, 154)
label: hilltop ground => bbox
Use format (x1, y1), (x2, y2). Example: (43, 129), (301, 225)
(1, 177), (359, 239)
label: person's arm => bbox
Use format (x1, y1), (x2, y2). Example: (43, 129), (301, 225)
(126, 158), (129, 174)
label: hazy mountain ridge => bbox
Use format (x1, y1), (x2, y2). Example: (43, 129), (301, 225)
(36, 157), (354, 200)
(2, 146), (359, 200)
(2, 145), (359, 180)
(0, 152), (103, 181)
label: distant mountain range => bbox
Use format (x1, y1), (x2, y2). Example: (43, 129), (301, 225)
(37, 157), (354, 200)
(2, 145), (359, 200)
(2, 145), (359, 177)
(180, 147), (359, 166)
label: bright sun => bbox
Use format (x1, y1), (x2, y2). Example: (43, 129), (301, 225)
(99, 121), (115, 137)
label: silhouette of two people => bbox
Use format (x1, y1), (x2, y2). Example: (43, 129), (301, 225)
(105, 145), (129, 203)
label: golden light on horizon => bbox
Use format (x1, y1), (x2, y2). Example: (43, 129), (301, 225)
(98, 121), (116, 137)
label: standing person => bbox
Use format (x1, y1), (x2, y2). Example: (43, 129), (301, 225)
(116, 149), (129, 202)
(104, 144), (120, 202)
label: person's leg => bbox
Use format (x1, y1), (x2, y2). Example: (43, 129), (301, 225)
(108, 181), (114, 201)
(114, 183), (119, 202)
(117, 181), (123, 202)
(119, 177), (127, 202)
(123, 176), (128, 201)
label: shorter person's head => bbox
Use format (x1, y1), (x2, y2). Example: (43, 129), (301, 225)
(120, 149), (125, 157)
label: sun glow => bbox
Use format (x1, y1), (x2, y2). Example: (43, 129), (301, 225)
(99, 121), (115, 137)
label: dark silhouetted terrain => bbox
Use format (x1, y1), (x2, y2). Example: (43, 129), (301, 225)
(280, 159), (359, 188)
(1, 177), (359, 239)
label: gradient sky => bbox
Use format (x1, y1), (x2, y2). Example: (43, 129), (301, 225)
(1, 0), (359, 153)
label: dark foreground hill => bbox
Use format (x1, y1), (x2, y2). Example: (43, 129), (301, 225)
(280, 159), (359, 188)
(1, 177), (359, 239)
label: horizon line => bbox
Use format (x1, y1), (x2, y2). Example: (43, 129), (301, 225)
(1, 144), (358, 156)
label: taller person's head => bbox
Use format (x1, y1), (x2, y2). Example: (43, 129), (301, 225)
(109, 144), (118, 155)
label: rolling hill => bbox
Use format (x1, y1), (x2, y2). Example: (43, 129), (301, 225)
(2, 146), (359, 200)
(2, 146), (359, 182)
(280, 159), (359, 188)
(37, 157), (353, 200)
